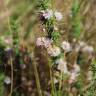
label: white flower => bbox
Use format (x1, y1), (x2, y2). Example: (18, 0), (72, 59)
(61, 41), (71, 52)
(4, 37), (12, 45)
(69, 72), (78, 81)
(36, 37), (52, 48)
(56, 59), (69, 74)
(1, 36), (12, 45)
(44, 38), (53, 48)
(75, 41), (86, 52)
(69, 64), (80, 84)
(36, 37), (45, 46)
(73, 64), (80, 73)
(42, 28), (46, 32)
(75, 45), (80, 52)
(82, 45), (94, 53)
(4, 76), (11, 85)
(41, 9), (63, 21)
(53, 78), (58, 84)
(79, 41), (86, 48)
(47, 45), (61, 57)
(54, 26), (58, 31)
(55, 58), (64, 64)
(42, 9), (53, 19)
(54, 11), (63, 21)
(5, 47), (12, 51)
(68, 72), (77, 84)
(86, 71), (93, 81)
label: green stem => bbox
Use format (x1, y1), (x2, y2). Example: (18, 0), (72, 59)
(48, 58), (55, 96)
(33, 59), (42, 96)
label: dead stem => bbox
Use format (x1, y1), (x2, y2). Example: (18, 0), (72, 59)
(8, 57), (13, 96)
(48, 58), (55, 96)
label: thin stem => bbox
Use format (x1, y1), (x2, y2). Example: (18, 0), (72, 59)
(50, 69), (55, 96)
(48, 58), (55, 96)
(33, 59), (42, 96)
(58, 72), (62, 96)
(51, 0), (55, 11)
(8, 57), (13, 96)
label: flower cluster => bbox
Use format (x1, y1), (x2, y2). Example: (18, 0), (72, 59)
(36, 37), (94, 85)
(76, 41), (94, 53)
(36, 37), (61, 57)
(40, 9), (63, 21)
(61, 41), (72, 52)
(55, 58), (69, 74)
(47, 45), (61, 57)
(69, 64), (80, 84)
(36, 37), (52, 48)
(35, 0), (95, 95)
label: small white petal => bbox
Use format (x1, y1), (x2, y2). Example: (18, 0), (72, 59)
(42, 9), (53, 19)
(36, 37), (52, 48)
(4, 76), (11, 85)
(54, 26), (58, 31)
(5, 47), (12, 51)
(56, 59), (69, 74)
(36, 37), (45, 46)
(86, 71), (93, 81)
(47, 46), (61, 57)
(61, 41), (71, 52)
(53, 78), (58, 84)
(70, 72), (78, 80)
(73, 64), (80, 73)
(54, 11), (63, 21)
(82, 45), (94, 53)
(79, 41), (86, 47)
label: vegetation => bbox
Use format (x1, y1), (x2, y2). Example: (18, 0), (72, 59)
(0, 0), (96, 96)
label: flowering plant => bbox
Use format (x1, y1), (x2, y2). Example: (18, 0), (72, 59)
(0, 0), (95, 96)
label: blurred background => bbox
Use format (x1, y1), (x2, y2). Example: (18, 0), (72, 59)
(0, 0), (96, 47)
